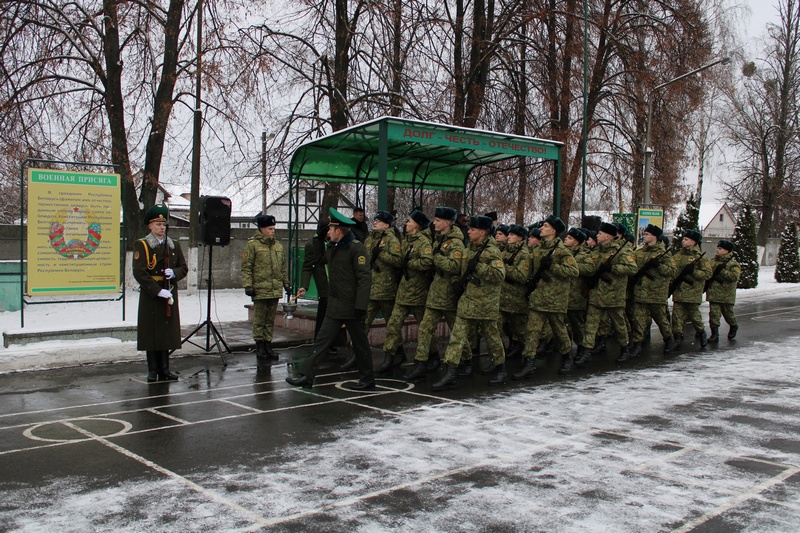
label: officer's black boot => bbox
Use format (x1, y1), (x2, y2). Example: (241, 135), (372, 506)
(426, 351), (441, 372)
(255, 340), (269, 361)
(376, 350), (395, 375)
(432, 364), (458, 391)
(615, 344), (631, 363)
(573, 347), (592, 368)
(146, 351), (159, 382)
(512, 357), (536, 380)
(663, 336), (678, 355)
(558, 351), (573, 374)
(339, 353), (358, 371)
(403, 360), (428, 381)
(392, 345), (407, 367)
(698, 329), (709, 348)
(264, 341), (279, 360)
(458, 357), (477, 378)
(727, 324), (738, 339)
(708, 326), (720, 343)
(157, 351), (179, 381)
(629, 341), (642, 359)
(487, 363), (507, 386)
(505, 340), (523, 360)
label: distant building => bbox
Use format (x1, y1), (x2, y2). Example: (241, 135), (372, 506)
(699, 202), (736, 239)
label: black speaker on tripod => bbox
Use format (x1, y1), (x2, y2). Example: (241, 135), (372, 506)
(198, 195), (231, 246)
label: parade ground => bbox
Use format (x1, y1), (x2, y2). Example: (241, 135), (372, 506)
(1, 290), (799, 531)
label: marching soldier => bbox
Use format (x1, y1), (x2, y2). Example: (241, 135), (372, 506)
(527, 226), (542, 250)
(241, 214), (291, 363)
(575, 222), (639, 367)
(706, 239), (741, 342)
(133, 205), (188, 382)
(670, 229), (713, 349)
(495, 224), (510, 251)
(628, 224), (678, 357)
(513, 216), (578, 379)
(563, 227), (591, 369)
(379, 210), (433, 374)
(404, 206), (466, 380)
(433, 215), (506, 390)
(498, 224), (531, 362)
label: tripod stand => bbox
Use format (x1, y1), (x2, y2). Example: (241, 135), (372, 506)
(181, 245), (230, 366)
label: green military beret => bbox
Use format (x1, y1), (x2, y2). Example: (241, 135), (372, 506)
(145, 205), (169, 225)
(329, 207), (355, 227)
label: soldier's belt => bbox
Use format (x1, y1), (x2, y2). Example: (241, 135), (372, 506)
(151, 275), (165, 281)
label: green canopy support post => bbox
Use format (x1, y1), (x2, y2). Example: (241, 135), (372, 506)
(553, 155), (562, 216)
(378, 121), (388, 211)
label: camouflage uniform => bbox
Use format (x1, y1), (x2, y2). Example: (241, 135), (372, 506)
(364, 229), (403, 329)
(706, 254), (741, 329)
(671, 245), (713, 335)
(630, 241), (676, 343)
(415, 225), (466, 362)
(499, 240), (531, 348)
(443, 236), (506, 367)
(241, 232), (289, 342)
(382, 231), (433, 354)
(566, 245), (591, 346)
(581, 239), (639, 350)
(522, 238), (579, 359)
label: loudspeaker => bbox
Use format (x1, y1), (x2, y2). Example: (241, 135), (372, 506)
(198, 196), (231, 246)
(581, 215), (601, 232)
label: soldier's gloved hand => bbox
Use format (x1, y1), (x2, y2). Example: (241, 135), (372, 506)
(598, 261), (612, 274)
(645, 257), (661, 269)
(245, 288), (255, 298)
(355, 309), (366, 319)
(164, 268), (175, 279)
(684, 263), (696, 274)
(539, 255), (553, 270)
(157, 289), (172, 299)
(467, 258), (479, 271)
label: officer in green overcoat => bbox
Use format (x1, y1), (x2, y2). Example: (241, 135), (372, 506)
(706, 239), (741, 342)
(670, 229), (713, 348)
(432, 215), (506, 390)
(287, 208), (375, 390)
(133, 205), (188, 382)
(241, 214), (291, 362)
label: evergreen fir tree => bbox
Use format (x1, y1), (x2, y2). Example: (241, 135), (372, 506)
(671, 194), (700, 249)
(732, 204), (759, 288)
(775, 223), (800, 283)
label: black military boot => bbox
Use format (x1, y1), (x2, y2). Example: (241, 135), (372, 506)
(535, 339), (552, 358)
(629, 341), (642, 359)
(512, 357), (536, 380)
(615, 344), (631, 363)
(673, 334), (684, 349)
(594, 336), (607, 355)
(392, 345), (407, 367)
(403, 360), (428, 381)
(426, 351), (441, 372)
(254, 340), (267, 360)
(376, 350), (395, 375)
(146, 351), (159, 382)
(573, 347), (592, 368)
(708, 326), (720, 343)
(157, 351), (179, 381)
(663, 336), (678, 355)
(458, 357), (477, 378)
(698, 329), (708, 348)
(487, 363), (507, 386)
(505, 340), (524, 360)
(339, 353), (358, 371)
(558, 351), (574, 374)
(727, 325), (738, 339)
(479, 359), (499, 376)
(264, 341), (279, 360)
(432, 364), (458, 391)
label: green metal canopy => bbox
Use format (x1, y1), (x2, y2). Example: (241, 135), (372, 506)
(289, 116), (563, 211)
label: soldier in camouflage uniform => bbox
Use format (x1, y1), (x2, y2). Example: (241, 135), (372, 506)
(513, 216), (578, 379)
(241, 214), (291, 363)
(527, 226), (542, 250)
(670, 229), (713, 348)
(563, 227), (591, 370)
(498, 224), (531, 362)
(404, 206), (466, 380)
(379, 210), (433, 374)
(706, 239), (741, 342)
(495, 223), (509, 252)
(432, 215), (506, 390)
(628, 224), (678, 358)
(574, 222), (639, 367)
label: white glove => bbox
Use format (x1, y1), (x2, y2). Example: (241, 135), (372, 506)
(157, 289), (173, 299)
(164, 268), (175, 279)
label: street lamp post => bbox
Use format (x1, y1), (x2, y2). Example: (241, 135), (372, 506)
(642, 56), (731, 205)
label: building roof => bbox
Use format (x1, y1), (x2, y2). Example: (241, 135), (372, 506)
(699, 202), (735, 231)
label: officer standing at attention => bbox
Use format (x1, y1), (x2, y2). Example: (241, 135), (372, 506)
(432, 215), (506, 390)
(404, 206), (465, 380)
(706, 239), (741, 342)
(670, 229), (713, 349)
(241, 214), (291, 363)
(287, 208), (375, 390)
(378, 210), (434, 374)
(133, 205), (188, 382)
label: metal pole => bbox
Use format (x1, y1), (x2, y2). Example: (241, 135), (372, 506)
(581, 0), (588, 220)
(642, 56), (730, 205)
(261, 131), (267, 214)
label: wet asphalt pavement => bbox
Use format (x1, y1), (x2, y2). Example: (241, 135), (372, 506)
(1, 296), (799, 531)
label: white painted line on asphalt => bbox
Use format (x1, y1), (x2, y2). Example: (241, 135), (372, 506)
(217, 399), (263, 413)
(671, 466), (800, 533)
(60, 420), (273, 530)
(147, 408), (190, 425)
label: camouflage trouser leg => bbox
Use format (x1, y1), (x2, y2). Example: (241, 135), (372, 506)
(477, 319), (506, 365)
(631, 302), (672, 342)
(500, 311), (527, 345)
(366, 300), (395, 330)
(566, 308), (587, 347)
(672, 302), (704, 334)
(584, 305), (629, 348)
(415, 309), (459, 361)
(522, 311), (548, 358)
(709, 302), (737, 327)
(384, 304), (424, 354)
(252, 298), (279, 341)
(443, 317), (474, 366)
(597, 315), (612, 337)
